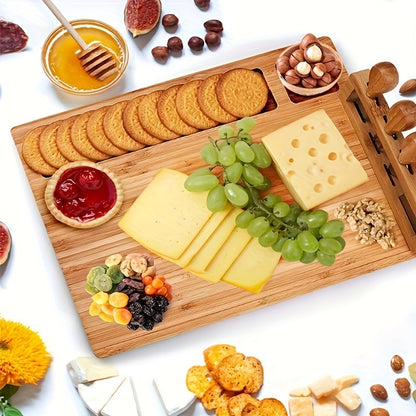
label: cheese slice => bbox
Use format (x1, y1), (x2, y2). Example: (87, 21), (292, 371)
(261, 109), (368, 210)
(221, 238), (281, 293)
(67, 356), (119, 385)
(118, 169), (212, 259)
(187, 208), (241, 277)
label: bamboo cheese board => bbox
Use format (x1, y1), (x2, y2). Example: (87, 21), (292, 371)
(11, 37), (415, 358)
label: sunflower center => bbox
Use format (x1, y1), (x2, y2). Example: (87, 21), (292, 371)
(0, 341), (9, 350)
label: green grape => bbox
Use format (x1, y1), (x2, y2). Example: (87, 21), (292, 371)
(273, 201), (290, 217)
(316, 250), (336, 266)
(272, 236), (287, 252)
(281, 239), (303, 262)
(247, 217), (271, 237)
(335, 236), (346, 250)
(255, 177), (271, 190)
(306, 209), (329, 229)
(319, 220), (345, 238)
(300, 251), (317, 264)
(242, 165), (264, 186)
(263, 193), (282, 209)
(308, 227), (320, 238)
(296, 230), (319, 253)
(225, 162), (243, 183)
(224, 183), (249, 207)
(235, 141), (255, 163)
(318, 238), (343, 255)
(238, 132), (253, 144)
(200, 143), (218, 165)
(236, 117), (256, 133)
(258, 228), (280, 247)
(207, 185), (228, 212)
(218, 125), (235, 139)
(189, 167), (212, 177)
(296, 211), (310, 229)
(282, 204), (302, 224)
(218, 145), (236, 166)
(235, 210), (256, 228)
(184, 172), (219, 192)
(251, 143), (272, 168)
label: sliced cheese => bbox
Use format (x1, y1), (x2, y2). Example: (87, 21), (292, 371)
(187, 208), (241, 277)
(67, 356), (119, 385)
(314, 397), (337, 416)
(221, 238), (281, 293)
(261, 109), (368, 210)
(118, 169), (212, 259)
(289, 396), (313, 416)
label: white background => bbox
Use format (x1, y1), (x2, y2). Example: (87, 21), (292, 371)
(1, 0), (416, 415)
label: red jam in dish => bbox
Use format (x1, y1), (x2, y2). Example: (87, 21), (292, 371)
(53, 166), (117, 223)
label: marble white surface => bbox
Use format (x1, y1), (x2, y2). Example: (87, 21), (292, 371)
(0, 0), (415, 415)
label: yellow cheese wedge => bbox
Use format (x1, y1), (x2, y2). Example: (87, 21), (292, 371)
(187, 208), (241, 276)
(118, 168), (212, 259)
(261, 109), (368, 210)
(221, 239), (281, 293)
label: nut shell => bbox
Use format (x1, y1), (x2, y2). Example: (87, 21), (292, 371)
(300, 33), (319, 50)
(301, 76), (317, 88)
(276, 55), (290, 74)
(284, 69), (300, 85)
(289, 49), (304, 68)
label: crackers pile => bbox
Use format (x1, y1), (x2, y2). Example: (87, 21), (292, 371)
(186, 344), (287, 416)
(21, 68), (269, 175)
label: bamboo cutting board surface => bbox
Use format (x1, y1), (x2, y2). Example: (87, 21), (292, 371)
(11, 37), (414, 357)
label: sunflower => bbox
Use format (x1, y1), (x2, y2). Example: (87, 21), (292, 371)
(0, 319), (52, 390)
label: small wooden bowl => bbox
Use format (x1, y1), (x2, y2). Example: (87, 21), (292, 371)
(277, 43), (342, 97)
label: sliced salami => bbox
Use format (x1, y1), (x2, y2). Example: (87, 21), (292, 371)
(0, 20), (28, 54)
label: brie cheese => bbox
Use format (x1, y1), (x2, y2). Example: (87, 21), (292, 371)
(67, 356), (119, 385)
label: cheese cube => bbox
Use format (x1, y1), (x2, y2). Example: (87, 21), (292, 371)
(314, 397), (337, 416)
(261, 110), (368, 210)
(308, 375), (338, 399)
(289, 386), (311, 397)
(119, 169), (212, 259)
(336, 374), (359, 391)
(289, 397), (313, 416)
(335, 387), (361, 411)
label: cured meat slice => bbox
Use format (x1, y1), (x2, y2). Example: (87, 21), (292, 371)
(0, 20), (28, 53)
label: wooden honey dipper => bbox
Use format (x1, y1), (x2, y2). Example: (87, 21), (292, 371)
(42, 0), (118, 81)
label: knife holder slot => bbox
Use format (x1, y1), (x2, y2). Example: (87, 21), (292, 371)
(340, 69), (416, 251)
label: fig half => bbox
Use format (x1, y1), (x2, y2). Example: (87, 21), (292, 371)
(0, 221), (11, 266)
(124, 0), (162, 37)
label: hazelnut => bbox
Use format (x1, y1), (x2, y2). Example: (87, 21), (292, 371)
(276, 55), (290, 74)
(167, 36), (183, 52)
(289, 49), (305, 68)
(318, 72), (333, 86)
(162, 13), (179, 27)
(369, 408), (390, 416)
(188, 36), (204, 51)
(311, 62), (326, 79)
(370, 384), (388, 401)
(391, 355), (405, 372)
(395, 377), (411, 398)
(295, 61), (311, 77)
(151, 46), (169, 60)
(301, 76), (317, 88)
(204, 19), (223, 33)
(299, 33), (319, 50)
(284, 69), (300, 85)
(305, 43), (323, 63)
(194, 0), (210, 8)
(205, 31), (221, 47)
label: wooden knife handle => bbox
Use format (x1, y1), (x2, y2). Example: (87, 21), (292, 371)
(385, 100), (416, 135)
(399, 132), (416, 165)
(367, 62), (399, 98)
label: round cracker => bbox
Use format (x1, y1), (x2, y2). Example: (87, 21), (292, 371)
(157, 85), (199, 136)
(138, 91), (179, 141)
(197, 74), (237, 123)
(176, 80), (218, 130)
(71, 111), (109, 160)
(21, 125), (56, 176)
(216, 68), (268, 118)
(123, 96), (162, 145)
(56, 116), (90, 162)
(87, 107), (125, 156)
(39, 120), (70, 168)
(103, 101), (145, 151)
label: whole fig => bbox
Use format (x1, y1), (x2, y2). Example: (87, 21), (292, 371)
(0, 221), (11, 266)
(124, 0), (162, 37)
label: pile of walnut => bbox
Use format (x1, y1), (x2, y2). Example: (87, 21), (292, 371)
(186, 344), (287, 416)
(334, 198), (396, 250)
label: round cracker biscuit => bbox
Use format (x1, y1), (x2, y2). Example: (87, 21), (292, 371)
(176, 80), (218, 130)
(22, 126), (56, 176)
(138, 91), (179, 141)
(123, 96), (163, 145)
(87, 107), (125, 156)
(103, 101), (145, 151)
(56, 116), (90, 162)
(71, 111), (109, 160)
(197, 74), (237, 123)
(39, 120), (69, 168)
(157, 85), (199, 136)
(216, 69), (268, 118)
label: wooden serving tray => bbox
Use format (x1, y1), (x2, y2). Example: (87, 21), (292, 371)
(11, 37), (414, 358)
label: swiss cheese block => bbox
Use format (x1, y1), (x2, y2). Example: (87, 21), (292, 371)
(118, 169), (212, 259)
(221, 238), (281, 293)
(261, 109), (368, 210)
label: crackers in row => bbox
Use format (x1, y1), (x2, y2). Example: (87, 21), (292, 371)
(21, 68), (269, 175)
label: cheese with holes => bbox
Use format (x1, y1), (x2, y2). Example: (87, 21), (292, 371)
(261, 109), (368, 210)
(221, 238), (281, 293)
(119, 169), (212, 259)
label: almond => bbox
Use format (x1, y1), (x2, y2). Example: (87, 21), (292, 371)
(399, 78), (416, 95)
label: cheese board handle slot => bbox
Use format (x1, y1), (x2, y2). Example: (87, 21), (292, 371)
(367, 61), (399, 98)
(384, 100), (416, 135)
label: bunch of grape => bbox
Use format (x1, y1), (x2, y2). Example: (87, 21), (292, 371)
(184, 117), (345, 266)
